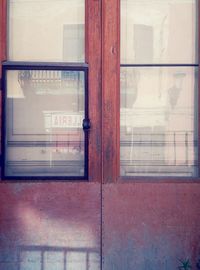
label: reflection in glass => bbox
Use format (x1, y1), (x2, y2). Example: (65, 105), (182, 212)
(20, 251), (41, 270)
(5, 70), (85, 177)
(18, 246), (100, 270)
(121, 0), (197, 64)
(67, 252), (87, 270)
(8, 0), (85, 62)
(44, 251), (64, 270)
(120, 67), (198, 177)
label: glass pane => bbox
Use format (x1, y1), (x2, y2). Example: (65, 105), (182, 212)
(5, 69), (85, 177)
(121, 0), (198, 64)
(120, 67), (198, 177)
(8, 0), (85, 62)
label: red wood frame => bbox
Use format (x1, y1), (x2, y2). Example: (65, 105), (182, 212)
(0, 0), (6, 63)
(0, 0), (199, 183)
(0, 0), (6, 157)
(0, 0), (102, 182)
(86, 0), (102, 182)
(102, 0), (120, 183)
(102, 0), (200, 183)
(198, 0), (200, 180)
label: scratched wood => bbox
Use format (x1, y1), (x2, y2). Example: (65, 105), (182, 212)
(102, 0), (120, 183)
(86, 0), (102, 182)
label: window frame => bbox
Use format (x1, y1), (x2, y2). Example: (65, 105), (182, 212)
(2, 61), (90, 181)
(2, 0), (198, 183)
(0, 0), (102, 182)
(102, 0), (200, 183)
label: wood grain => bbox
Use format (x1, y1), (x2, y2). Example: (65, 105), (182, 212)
(102, 0), (120, 183)
(87, 0), (102, 182)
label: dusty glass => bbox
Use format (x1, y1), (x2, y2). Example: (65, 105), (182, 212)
(121, 0), (198, 64)
(5, 70), (85, 177)
(120, 67), (198, 177)
(8, 0), (85, 62)
(120, 0), (198, 177)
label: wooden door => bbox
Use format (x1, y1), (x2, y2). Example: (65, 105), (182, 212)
(1, 1), (200, 270)
(102, 1), (200, 269)
(0, 1), (102, 269)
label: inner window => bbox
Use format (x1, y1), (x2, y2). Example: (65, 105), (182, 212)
(3, 65), (88, 178)
(3, 0), (88, 179)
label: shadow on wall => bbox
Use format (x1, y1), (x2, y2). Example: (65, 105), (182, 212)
(103, 235), (200, 270)
(0, 183), (101, 270)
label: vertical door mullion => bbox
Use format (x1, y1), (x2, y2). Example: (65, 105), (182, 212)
(102, 0), (120, 183)
(86, 0), (102, 182)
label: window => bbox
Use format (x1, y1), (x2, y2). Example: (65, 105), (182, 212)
(120, 0), (199, 178)
(1, 0), (199, 181)
(2, 0), (91, 179)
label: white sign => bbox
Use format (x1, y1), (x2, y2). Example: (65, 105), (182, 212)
(51, 113), (83, 128)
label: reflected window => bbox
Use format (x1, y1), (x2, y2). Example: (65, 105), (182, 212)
(63, 24), (84, 62)
(121, 0), (197, 64)
(120, 0), (199, 177)
(3, 65), (89, 179)
(17, 245), (100, 270)
(8, 0), (85, 62)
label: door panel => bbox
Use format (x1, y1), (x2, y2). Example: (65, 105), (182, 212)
(0, 0), (101, 270)
(0, 183), (101, 270)
(1, 0), (200, 270)
(102, 0), (200, 269)
(103, 183), (200, 270)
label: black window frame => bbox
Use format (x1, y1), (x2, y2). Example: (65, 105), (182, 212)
(2, 61), (89, 181)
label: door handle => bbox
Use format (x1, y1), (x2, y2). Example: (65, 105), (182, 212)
(82, 119), (91, 131)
